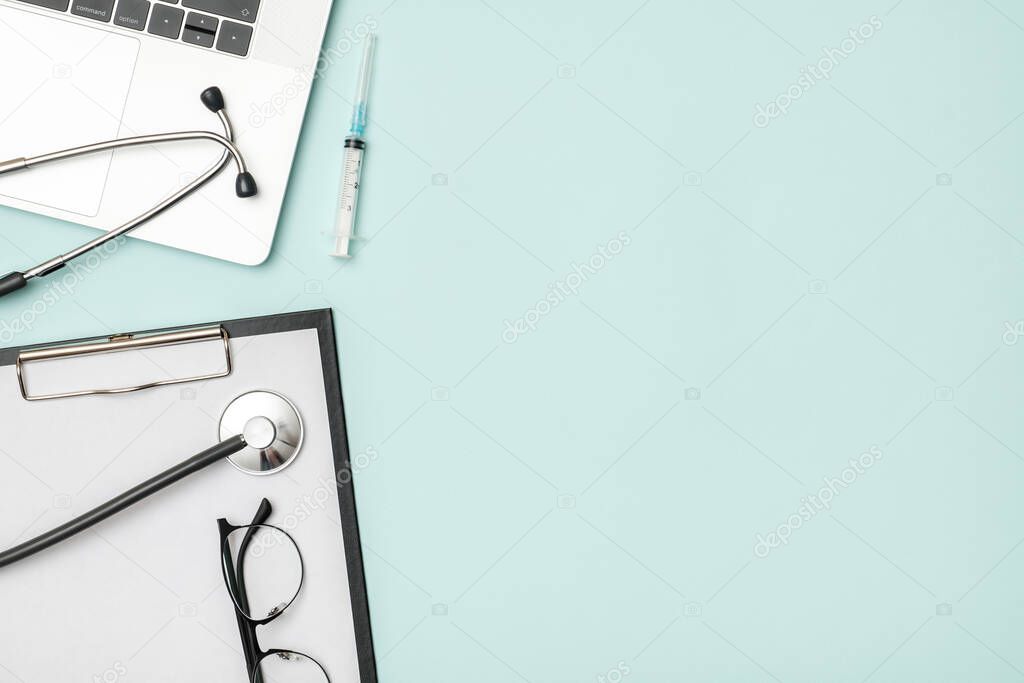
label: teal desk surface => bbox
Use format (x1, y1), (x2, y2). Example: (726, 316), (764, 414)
(3, 1), (1024, 681)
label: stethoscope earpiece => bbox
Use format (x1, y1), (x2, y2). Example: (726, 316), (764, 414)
(200, 86), (257, 198)
(201, 86), (226, 113)
(235, 171), (258, 198)
(0, 86), (258, 299)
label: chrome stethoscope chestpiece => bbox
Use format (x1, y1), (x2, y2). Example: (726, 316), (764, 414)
(219, 390), (304, 476)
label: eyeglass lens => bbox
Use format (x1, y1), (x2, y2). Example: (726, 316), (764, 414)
(255, 651), (330, 683)
(224, 524), (303, 621)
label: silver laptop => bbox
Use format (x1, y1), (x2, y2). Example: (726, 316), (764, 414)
(0, 0), (335, 266)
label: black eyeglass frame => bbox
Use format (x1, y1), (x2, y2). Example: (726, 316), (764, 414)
(218, 498), (330, 682)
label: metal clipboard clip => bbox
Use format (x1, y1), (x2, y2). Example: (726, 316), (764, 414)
(16, 326), (232, 401)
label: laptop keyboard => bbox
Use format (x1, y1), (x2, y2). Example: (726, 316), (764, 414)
(13, 0), (259, 57)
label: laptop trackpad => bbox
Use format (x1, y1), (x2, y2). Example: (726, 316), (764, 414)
(0, 8), (138, 217)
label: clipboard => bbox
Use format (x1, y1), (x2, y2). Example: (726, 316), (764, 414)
(0, 309), (377, 683)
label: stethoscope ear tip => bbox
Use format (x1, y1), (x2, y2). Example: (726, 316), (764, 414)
(201, 86), (226, 113)
(235, 172), (258, 198)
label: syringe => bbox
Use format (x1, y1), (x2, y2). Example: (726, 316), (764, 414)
(332, 34), (376, 258)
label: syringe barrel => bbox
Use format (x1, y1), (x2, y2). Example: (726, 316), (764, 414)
(332, 138), (366, 257)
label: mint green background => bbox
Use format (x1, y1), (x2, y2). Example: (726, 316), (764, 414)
(4, 0), (1024, 681)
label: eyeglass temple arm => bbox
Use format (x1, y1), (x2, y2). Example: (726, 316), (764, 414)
(221, 498), (273, 680)
(0, 434), (248, 569)
(221, 522), (258, 678)
(235, 498), (274, 610)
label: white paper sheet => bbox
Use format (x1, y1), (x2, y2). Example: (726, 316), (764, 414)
(0, 328), (364, 683)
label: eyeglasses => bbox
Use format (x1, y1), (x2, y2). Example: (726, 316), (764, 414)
(219, 498), (330, 683)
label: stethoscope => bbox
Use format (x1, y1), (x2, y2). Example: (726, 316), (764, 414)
(0, 390), (302, 568)
(0, 87), (258, 300)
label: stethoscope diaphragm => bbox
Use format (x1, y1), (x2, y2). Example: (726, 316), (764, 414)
(220, 390), (304, 476)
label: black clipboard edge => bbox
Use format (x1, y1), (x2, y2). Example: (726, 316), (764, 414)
(308, 309), (380, 683)
(0, 309), (379, 683)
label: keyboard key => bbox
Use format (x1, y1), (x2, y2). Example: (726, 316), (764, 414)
(184, 10), (216, 32)
(216, 20), (252, 56)
(182, 26), (214, 47)
(147, 3), (183, 38)
(182, 0), (257, 24)
(114, 0), (150, 30)
(14, 0), (71, 10)
(71, 0), (115, 21)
